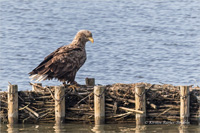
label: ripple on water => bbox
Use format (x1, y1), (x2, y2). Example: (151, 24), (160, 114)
(0, 0), (200, 90)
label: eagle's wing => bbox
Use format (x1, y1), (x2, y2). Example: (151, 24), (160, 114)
(29, 46), (82, 82)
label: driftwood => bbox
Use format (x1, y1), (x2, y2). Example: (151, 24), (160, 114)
(156, 107), (172, 118)
(147, 101), (157, 109)
(106, 103), (143, 114)
(17, 88), (56, 123)
(109, 95), (135, 104)
(20, 105), (39, 118)
(118, 106), (144, 114)
(0, 92), (8, 123)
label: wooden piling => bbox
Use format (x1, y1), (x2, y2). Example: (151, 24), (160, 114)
(94, 86), (105, 125)
(8, 85), (18, 124)
(55, 86), (65, 124)
(32, 83), (42, 91)
(135, 84), (146, 125)
(180, 86), (190, 124)
(85, 78), (95, 86)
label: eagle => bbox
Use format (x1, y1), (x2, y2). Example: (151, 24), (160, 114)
(29, 30), (94, 86)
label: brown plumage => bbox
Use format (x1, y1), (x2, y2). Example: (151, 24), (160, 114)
(29, 30), (94, 85)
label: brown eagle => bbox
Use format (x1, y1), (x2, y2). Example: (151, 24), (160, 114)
(29, 30), (94, 85)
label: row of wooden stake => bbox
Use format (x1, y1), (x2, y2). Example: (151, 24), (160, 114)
(7, 84), (191, 125)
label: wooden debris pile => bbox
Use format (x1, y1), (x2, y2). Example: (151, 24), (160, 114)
(190, 89), (200, 124)
(18, 86), (55, 123)
(0, 92), (8, 123)
(65, 86), (94, 123)
(105, 83), (137, 123)
(146, 84), (181, 122)
(0, 83), (199, 124)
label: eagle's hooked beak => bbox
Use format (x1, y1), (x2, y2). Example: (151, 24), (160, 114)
(88, 37), (94, 43)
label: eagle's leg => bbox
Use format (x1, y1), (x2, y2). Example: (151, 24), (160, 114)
(62, 82), (67, 87)
(62, 81), (77, 92)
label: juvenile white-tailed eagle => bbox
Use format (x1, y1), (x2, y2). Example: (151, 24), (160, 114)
(29, 30), (94, 85)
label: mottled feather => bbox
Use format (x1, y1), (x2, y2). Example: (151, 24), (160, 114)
(29, 30), (93, 84)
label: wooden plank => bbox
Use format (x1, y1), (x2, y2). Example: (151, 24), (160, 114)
(118, 107), (144, 114)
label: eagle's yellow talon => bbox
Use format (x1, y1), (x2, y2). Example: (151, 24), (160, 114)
(68, 85), (78, 92)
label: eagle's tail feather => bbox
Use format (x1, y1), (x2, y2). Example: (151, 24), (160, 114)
(29, 74), (48, 82)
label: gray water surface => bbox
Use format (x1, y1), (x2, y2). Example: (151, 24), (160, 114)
(0, 0), (200, 91)
(1, 124), (200, 133)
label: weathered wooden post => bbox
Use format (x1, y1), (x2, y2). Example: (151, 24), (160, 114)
(32, 83), (42, 91)
(135, 84), (146, 125)
(94, 86), (105, 125)
(85, 78), (95, 86)
(8, 85), (18, 124)
(180, 86), (190, 124)
(55, 86), (65, 124)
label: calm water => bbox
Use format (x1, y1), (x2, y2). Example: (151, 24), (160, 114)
(0, 0), (200, 91)
(0, 124), (200, 133)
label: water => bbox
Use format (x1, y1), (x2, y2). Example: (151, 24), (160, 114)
(0, 0), (200, 91)
(0, 124), (200, 133)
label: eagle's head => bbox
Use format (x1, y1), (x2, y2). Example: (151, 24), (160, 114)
(74, 30), (94, 44)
